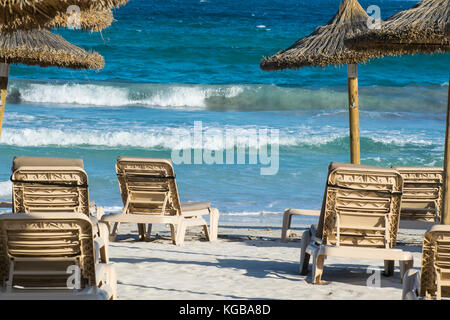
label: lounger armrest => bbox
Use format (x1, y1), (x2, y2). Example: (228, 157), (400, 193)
(95, 263), (117, 299)
(181, 202), (211, 212)
(284, 208), (321, 216)
(182, 209), (210, 217)
(93, 237), (106, 263)
(89, 201), (104, 220)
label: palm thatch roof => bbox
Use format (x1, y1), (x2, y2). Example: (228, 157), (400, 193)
(0, 0), (128, 31)
(0, 29), (104, 70)
(345, 0), (449, 55)
(260, 0), (372, 71)
(44, 9), (114, 32)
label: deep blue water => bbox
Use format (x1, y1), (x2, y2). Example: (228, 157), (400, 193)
(0, 0), (449, 224)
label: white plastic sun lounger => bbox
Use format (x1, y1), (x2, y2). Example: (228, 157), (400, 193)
(10, 156), (110, 263)
(0, 212), (116, 300)
(297, 162), (413, 284)
(101, 157), (220, 246)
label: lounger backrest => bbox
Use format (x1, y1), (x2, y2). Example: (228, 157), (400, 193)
(420, 225), (450, 299)
(116, 157), (182, 216)
(11, 157), (90, 216)
(317, 162), (403, 248)
(0, 213), (96, 291)
(392, 166), (443, 222)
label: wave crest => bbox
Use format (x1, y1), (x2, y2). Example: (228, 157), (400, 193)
(6, 80), (448, 112)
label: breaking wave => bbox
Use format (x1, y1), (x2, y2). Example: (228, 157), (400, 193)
(6, 79), (448, 112)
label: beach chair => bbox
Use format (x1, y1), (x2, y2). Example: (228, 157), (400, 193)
(392, 166), (443, 229)
(281, 209), (320, 242)
(402, 225), (450, 300)
(297, 162), (413, 284)
(101, 157), (220, 246)
(10, 156), (110, 263)
(0, 212), (116, 300)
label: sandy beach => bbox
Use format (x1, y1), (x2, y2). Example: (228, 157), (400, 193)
(109, 221), (425, 300)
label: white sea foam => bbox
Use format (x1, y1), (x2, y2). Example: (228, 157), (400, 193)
(222, 211), (281, 216)
(369, 134), (435, 146)
(17, 83), (131, 107)
(7, 80), (447, 112)
(10, 82), (244, 109)
(0, 126), (435, 150)
(0, 181), (12, 198)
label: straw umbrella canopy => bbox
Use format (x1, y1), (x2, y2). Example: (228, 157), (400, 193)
(0, 29), (105, 137)
(260, 0), (375, 164)
(0, 0), (128, 31)
(345, 0), (449, 55)
(345, 0), (450, 223)
(28, 9), (115, 32)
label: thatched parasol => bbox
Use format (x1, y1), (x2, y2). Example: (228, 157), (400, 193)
(17, 9), (115, 32)
(260, 0), (374, 164)
(345, 0), (449, 55)
(345, 0), (450, 224)
(0, 0), (128, 31)
(0, 29), (105, 138)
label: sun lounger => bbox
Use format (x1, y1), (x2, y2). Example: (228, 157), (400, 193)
(10, 156), (110, 263)
(281, 209), (320, 242)
(392, 166), (443, 229)
(0, 212), (116, 300)
(101, 157), (220, 246)
(298, 162), (413, 284)
(402, 225), (450, 300)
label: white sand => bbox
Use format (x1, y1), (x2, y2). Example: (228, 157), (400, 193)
(108, 222), (424, 300)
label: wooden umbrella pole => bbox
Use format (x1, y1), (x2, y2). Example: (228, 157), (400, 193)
(0, 63), (10, 140)
(442, 73), (450, 225)
(347, 64), (360, 164)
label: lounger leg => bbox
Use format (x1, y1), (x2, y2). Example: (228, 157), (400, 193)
(311, 251), (325, 284)
(110, 222), (120, 242)
(100, 263), (117, 300)
(145, 224), (153, 241)
(97, 222), (110, 263)
(209, 208), (219, 241)
(203, 224), (211, 241)
(138, 224), (146, 241)
(399, 259), (414, 283)
(169, 224), (177, 245)
(384, 260), (395, 277)
(175, 221), (186, 246)
(299, 229), (312, 275)
(281, 211), (292, 242)
(402, 269), (420, 300)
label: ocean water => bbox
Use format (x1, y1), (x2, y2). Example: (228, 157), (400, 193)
(0, 0), (449, 225)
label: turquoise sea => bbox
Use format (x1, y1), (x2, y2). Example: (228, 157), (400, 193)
(0, 0), (449, 224)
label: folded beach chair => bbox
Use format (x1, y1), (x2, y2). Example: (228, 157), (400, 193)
(392, 166), (443, 229)
(101, 157), (220, 246)
(402, 225), (450, 300)
(10, 156), (110, 263)
(296, 162), (413, 284)
(0, 212), (116, 300)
